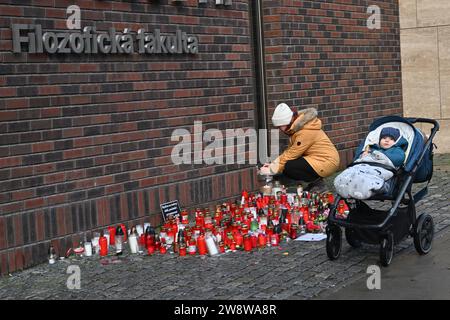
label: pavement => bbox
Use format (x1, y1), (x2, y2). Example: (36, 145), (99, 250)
(318, 228), (450, 300)
(0, 154), (448, 300)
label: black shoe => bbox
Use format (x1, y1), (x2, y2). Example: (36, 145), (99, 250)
(273, 174), (301, 188)
(305, 178), (328, 193)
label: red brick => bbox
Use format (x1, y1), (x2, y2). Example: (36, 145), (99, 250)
(41, 107), (61, 118)
(0, 217), (6, 250)
(0, 5), (22, 16)
(14, 248), (24, 271)
(7, 250), (15, 274)
(11, 166), (33, 178)
(4, 98), (29, 109)
(47, 194), (67, 205)
(25, 198), (44, 210)
(0, 252), (8, 275)
(0, 202), (23, 215)
(35, 210), (45, 242)
(35, 163), (55, 174)
(56, 207), (65, 236)
(12, 190), (34, 201)
(120, 194), (129, 221)
(32, 142), (54, 153)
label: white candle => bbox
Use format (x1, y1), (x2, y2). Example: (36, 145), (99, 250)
(92, 237), (99, 254)
(128, 234), (138, 254)
(84, 242), (92, 257)
(205, 234), (219, 256)
(136, 225), (144, 236)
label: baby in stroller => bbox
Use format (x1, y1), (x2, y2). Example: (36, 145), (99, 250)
(334, 127), (408, 200)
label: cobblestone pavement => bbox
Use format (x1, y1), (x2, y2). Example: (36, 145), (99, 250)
(0, 154), (448, 300)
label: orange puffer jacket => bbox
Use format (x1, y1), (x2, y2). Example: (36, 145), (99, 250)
(269, 108), (340, 178)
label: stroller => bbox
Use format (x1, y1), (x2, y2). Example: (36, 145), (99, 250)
(326, 116), (439, 266)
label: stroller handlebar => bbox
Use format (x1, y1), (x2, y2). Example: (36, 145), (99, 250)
(405, 117), (440, 133)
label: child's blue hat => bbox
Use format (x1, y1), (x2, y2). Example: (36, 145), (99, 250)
(380, 127), (400, 141)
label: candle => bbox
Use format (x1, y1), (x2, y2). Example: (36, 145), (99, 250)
(115, 225), (124, 255)
(159, 245), (167, 254)
(197, 235), (207, 255)
(99, 233), (108, 257)
(92, 237), (99, 254)
(136, 225), (144, 236)
(251, 234), (258, 248)
(128, 227), (139, 254)
(271, 233), (279, 246)
(84, 241), (92, 257)
(147, 245), (155, 255)
(290, 224), (298, 240)
(188, 239), (197, 255)
(120, 224), (127, 242)
(179, 245), (187, 256)
(258, 233), (266, 248)
(108, 226), (116, 246)
(243, 235), (252, 252)
(219, 242), (225, 253)
(236, 232), (244, 248)
(205, 233), (219, 256)
(181, 210), (189, 225)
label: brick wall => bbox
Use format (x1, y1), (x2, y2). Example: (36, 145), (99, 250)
(263, 0), (403, 164)
(0, 0), (403, 274)
(0, 0), (258, 274)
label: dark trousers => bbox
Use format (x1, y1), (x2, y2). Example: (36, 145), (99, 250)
(276, 157), (320, 183)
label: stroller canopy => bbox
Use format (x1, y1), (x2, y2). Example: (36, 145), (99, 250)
(354, 116), (426, 173)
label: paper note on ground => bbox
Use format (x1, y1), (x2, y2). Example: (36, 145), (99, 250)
(295, 233), (327, 241)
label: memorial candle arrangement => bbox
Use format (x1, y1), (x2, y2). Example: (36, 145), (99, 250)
(62, 189), (336, 262)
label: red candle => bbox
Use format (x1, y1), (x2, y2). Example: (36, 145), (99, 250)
(197, 235), (207, 255)
(266, 226), (273, 237)
(188, 239), (197, 255)
(258, 233), (266, 248)
(181, 210), (189, 225)
(234, 232), (243, 247)
(139, 234), (146, 246)
(219, 242), (225, 253)
(290, 225), (298, 239)
(179, 245), (187, 256)
(108, 226), (116, 246)
(243, 235), (252, 252)
(280, 194), (287, 204)
(99, 234), (108, 256)
(282, 223), (291, 234)
(271, 233), (280, 246)
(146, 234), (155, 248)
(120, 224), (127, 242)
(196, 213), (205, 228)
(147, 245), (155, 255)
(251, 234), (258, 248)
(159, 245), (167, 254)
(230, 240), (236, 251)
(154, 238), (161, 250)
(327, 192), (334, 204)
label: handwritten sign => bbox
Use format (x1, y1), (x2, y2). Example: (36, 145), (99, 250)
(160, 200), (181, 222)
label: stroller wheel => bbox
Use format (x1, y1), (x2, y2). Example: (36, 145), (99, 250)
(326, 225), (342, 260)
(379, 232), (394, 267)
(345, 228), (362, 248)
(414, 213), (434, 255)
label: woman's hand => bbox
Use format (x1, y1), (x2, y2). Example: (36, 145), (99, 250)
(259, 166), (272, 176)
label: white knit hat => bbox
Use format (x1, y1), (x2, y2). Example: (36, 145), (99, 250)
(272, 103), (293, 127)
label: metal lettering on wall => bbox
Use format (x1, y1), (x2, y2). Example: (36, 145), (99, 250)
(11, 24), (199, 55)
